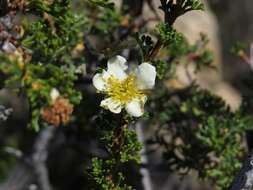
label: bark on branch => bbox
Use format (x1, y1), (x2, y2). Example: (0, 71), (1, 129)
(0, 126), (56, 190)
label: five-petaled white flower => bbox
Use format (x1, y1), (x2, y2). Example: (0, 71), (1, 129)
(92, 55), (156, 117)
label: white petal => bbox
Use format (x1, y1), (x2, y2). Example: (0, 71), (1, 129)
(101, 98), (122, 114)
(125, 97), (146, 117)
(93, 73), (106, 91)
(107, 55), (128, 80)
(50, 88), (60, 102)
(135, 62), (156, 90)
(101, 70), (110, 80)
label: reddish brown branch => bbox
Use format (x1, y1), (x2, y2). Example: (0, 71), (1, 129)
(145, 38), (163, 62)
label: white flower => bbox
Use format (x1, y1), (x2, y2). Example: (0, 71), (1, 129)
(50, 88), (60, 103)
(92, 55), (156, 117)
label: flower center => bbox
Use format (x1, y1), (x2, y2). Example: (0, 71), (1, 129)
(107, 75), (144, 104)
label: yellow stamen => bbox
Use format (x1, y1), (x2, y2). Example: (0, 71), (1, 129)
(107, 75), (144, 104)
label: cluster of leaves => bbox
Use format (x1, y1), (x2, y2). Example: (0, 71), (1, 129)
(23, 0), (86, 63)
(91, 158), (133, 190)
(90, 112), (142, 189)
(148, 86), (252, 189)
(158, 23), (184, 48)
(25, 63), (82, 130)
(0, 54), (82, 131)
(0, 0), (85, 131)
(135, 0), (213, 79)
(136, 26), (213, 80)
(82, 0), (127, 59)
(85, 0), (121, 35)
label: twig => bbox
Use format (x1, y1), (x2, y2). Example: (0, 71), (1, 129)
(111, 122), (126, 179)
(145, 38), (163, 61)
(136, 122), (153, 190)
(4, 147), (23, 158)
(32, 126), (56, 190)
(0, 126), (56, 190)
(0, 163), (33, 190)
